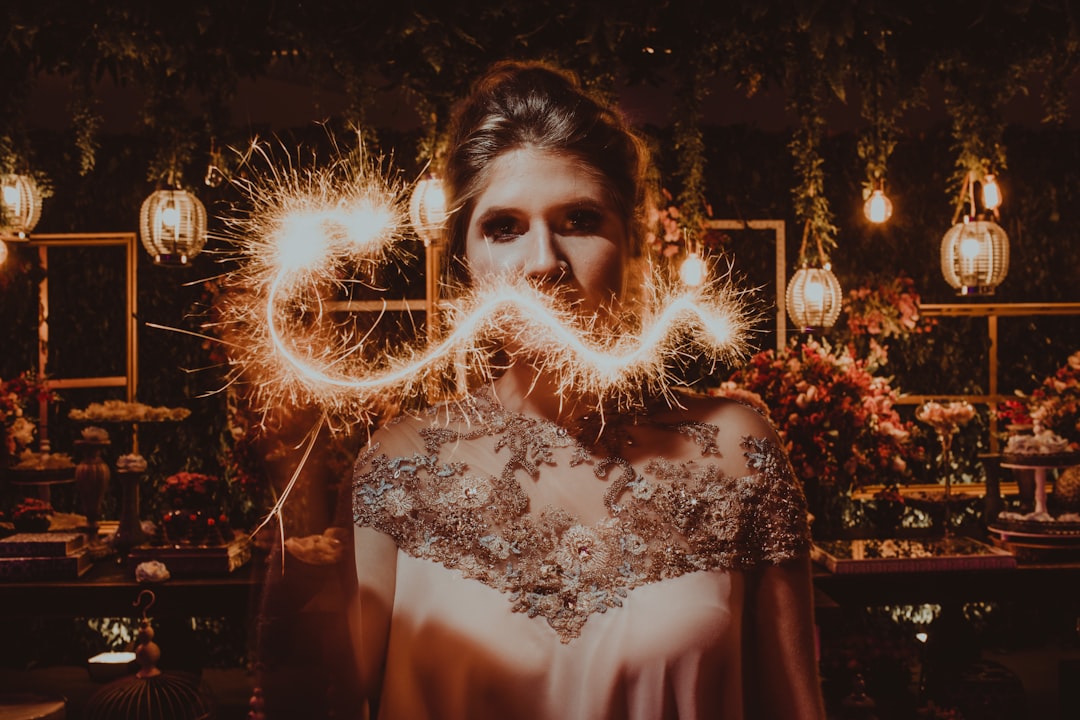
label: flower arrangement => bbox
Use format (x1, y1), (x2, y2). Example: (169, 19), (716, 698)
(839, 274), (935, 372)
(726, 339), (922, 498)
(68, 400), (191, 423)
(844, 275), (932, 341)
(12, 497), (54, 532)
(645, 188), (729, 259)
(163, 471), (219, 507)
(1024, 350), (1080, 445)
(1, 372), (52, 461)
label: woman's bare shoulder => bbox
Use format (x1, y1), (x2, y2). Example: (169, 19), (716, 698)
(659, 389), (777, 439)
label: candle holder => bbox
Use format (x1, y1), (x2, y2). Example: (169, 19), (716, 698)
(916, 401), (975, 537)
(74, 439), (111, 541)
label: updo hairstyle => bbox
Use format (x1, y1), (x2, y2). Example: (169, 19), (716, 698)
(439, 61), (649, 283)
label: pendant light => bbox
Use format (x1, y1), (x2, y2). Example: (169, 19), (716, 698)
(0, 173), (43, 239)
(787, 221), (842, 332)
(139, 187), (208, 266)
(940, 172), (1008, 295)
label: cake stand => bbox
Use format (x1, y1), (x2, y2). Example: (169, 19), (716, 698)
(999, 454), (1080, 517)
(991, 454), (1080, 556)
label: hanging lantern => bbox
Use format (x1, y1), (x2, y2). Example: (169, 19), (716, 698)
(138, 189), (207, 266)
(409, 176), (447, 246)
(0, 173), (43, 239)
(786, 263), (843, 332)
(863, 189), (893, 224)
(940, 217), (1009, 295)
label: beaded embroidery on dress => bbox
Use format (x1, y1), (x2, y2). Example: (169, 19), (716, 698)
(353, 393), (810, 643)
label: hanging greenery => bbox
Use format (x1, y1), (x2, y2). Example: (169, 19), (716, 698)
(787, 41), (837, 264)
(855, 31), (903, 197)
(672, 41), (714, 240)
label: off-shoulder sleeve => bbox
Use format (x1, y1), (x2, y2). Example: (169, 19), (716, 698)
(734, 435), (812, 565)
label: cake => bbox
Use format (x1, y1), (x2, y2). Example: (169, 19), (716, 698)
(11, 450), (75, 471)
(116, 453), (148, 473)
(81, 426), (110, 442)
(1002, 427), (1080, 467)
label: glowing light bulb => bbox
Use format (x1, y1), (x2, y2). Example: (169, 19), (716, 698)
(2, 183), (18, 208)
(915, 632), (928, 644)
(982, 174), (1001, 210)
(960, 236), (982, 260)
(863, 189), (893, 223)
(679, 252), (707, 287)
(161, 205), (179, 228)
(804, 279), (825, 307)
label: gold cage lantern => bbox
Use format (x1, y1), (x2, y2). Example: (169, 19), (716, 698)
(940, 218), (1009, 295)
(139, 189), (208, 266)
(0, 173), (44, 238)
(786, 264), (843, 332)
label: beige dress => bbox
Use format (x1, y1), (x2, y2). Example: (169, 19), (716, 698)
(352, 392), (810, 719)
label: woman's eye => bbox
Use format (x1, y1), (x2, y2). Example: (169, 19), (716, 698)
(481, 217), (524, 243)
(565, 209), (603, 234)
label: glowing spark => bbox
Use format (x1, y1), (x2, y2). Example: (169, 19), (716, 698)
(213, 137), (754, 426)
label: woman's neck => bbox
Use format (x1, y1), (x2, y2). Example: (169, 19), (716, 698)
(490, 362), (599, 424)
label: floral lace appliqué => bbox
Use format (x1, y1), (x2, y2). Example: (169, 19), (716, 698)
(353, 401), (810, 642)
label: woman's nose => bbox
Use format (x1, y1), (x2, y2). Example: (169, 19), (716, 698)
(522, 225), (566, 280)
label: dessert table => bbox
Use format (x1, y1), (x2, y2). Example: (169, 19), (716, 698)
(813, 557), (1080, 608)
(0, 556), (263, 619)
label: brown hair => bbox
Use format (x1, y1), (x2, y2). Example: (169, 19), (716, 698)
(439, 60), (649, 284)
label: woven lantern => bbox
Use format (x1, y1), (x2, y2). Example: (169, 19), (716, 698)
(786, 263), (843, 332)
(409, 176), (447, 246)
(0, 173), (43, 238)
(940, 217), (1009, 295)
(139, 189), (208, 266)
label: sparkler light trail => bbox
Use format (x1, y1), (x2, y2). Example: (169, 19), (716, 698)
(212, 139), (754, 428)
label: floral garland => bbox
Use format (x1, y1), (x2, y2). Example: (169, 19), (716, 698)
(726, 338), (922, 496)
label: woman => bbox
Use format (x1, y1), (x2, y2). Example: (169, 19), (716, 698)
(349, 61), (825, 719)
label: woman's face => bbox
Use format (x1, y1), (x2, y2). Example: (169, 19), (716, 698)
(464, 147), (628, 316)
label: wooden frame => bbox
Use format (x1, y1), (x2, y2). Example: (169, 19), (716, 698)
(706, 219), (787, 350)
(25, 233), (139, 446)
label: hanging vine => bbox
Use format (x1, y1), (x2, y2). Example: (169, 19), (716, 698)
(855, 31), (902, 198)
(672, 39), (713, 240)
(787, 43), (836, 265)
(937, 54), (1022, 209)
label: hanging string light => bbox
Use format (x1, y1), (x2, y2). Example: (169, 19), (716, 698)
(863, 185), (894, 224)
(0, 173), (43, 239)
(679, 249), (707, 287)
(981, 173), (1002, 210)
(858, 32), (900, 226)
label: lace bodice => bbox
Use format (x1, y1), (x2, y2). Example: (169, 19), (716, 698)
(353, 394), (810, 643)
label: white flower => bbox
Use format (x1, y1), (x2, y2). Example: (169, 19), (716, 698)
(9, 416), (35, 448)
